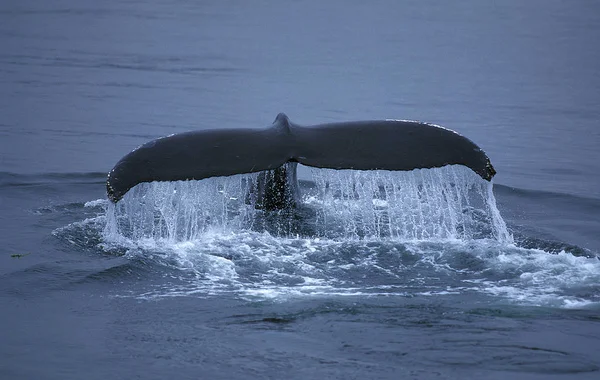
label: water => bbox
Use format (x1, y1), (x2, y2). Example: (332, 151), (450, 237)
(2, 0), (600, 379)
(105, 166), (509, 241)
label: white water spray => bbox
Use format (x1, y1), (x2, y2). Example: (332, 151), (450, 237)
(103, 165), (512, 244)
(309, 166), (512, 241)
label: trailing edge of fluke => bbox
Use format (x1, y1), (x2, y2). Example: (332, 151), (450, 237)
(106, 113), (496, 204)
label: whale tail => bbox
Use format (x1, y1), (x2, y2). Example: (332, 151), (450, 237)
(106, 113), (495, 207)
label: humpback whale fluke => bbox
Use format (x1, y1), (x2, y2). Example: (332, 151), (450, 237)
(106, 113), (496, 206)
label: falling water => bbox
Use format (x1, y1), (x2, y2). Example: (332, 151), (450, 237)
(103, 165), (512, 244)
(309, 166), (512, 241)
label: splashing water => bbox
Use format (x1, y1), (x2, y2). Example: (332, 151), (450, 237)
(103, 165), (512, 244)
(309, 166), (511, 241)
(104, 172), (260, 243)
(70, 165), (600, 308)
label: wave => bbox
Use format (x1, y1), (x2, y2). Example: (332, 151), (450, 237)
(0, 171), (107, 188)
(494, 183), (600, 208)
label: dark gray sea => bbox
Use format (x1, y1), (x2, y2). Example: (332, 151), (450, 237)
(1, 0), (600, 379)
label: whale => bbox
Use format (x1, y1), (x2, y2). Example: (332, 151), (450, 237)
(106, 113), (496, 209)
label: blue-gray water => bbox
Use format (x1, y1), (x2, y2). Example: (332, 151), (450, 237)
(1, 0), (600, 379)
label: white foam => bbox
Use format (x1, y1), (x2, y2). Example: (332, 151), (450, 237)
(94, 165), (600, 308)
(84, 199), (108, 208)
(98, 227), (600, 308)
(457, 244), (600, 309)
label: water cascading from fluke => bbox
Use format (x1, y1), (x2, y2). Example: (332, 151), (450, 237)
(103, 165), (512, 244)
(309, 166), (511, 241)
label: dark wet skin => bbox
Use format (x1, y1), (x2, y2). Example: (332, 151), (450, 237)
(106, 114), (495, 205)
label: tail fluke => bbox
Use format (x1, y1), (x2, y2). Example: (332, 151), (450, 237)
(293, 119), (495, 180)
(107, 113), (495, 203)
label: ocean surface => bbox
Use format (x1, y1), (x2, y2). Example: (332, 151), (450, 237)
(1, 0), (600, 379)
